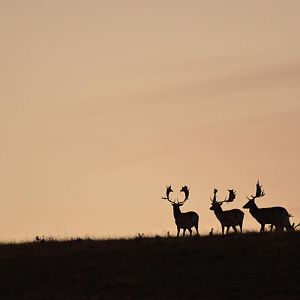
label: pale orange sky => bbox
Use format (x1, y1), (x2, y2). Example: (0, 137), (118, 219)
(1, 1), (300, 240)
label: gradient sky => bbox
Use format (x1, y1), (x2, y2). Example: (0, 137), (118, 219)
(1, 1), (300, 240)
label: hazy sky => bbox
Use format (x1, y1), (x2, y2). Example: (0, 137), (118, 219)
(1, 1), (300, 240)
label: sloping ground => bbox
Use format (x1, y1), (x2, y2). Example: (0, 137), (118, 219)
(0, 232), (299, 299)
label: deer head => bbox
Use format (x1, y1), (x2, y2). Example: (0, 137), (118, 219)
(243, 180), (265, 209)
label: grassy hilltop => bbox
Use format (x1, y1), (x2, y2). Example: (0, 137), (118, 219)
(0, 231), (299, 300)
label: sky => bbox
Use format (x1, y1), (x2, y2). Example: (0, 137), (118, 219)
(1, 1), (300, 240)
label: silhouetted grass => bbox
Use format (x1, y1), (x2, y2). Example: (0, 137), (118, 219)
(0, 231), (299, 299)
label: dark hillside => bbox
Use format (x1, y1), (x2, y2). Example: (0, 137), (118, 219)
(0, 232), (299, 299)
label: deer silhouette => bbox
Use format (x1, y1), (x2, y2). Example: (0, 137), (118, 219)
(210, 188), (244, 234)
(243, 181), (294, 232)
(162, 185), (199, 237)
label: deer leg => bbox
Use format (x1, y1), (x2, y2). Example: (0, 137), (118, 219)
(277, 225), (284, 232)
(188, 228), (192, 236)
(233, 226), (237, 233)
(260, 224), (265, 232)
(221, 225), (224, 235)
(195, 224), (199, 236)
(239, 224), (243, 233)
(270, 224), (273, 232)
(177, 227), (180, 237)
(183, 229), (187, 237)
(226, 226), (230, 234)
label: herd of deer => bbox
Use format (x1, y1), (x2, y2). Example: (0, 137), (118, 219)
(162, 181), (299, 237)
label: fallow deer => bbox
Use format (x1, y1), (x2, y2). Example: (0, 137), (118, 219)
(243, 181), (293, 232)
(210, 188), (244, 234)
(162, 185), (199, 237)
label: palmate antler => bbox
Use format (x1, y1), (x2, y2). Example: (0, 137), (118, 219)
(210, 189), (218, 202)
(162, 185), (190, 205)
(211, 189), (236, 205)
(179, 186), (189, 204)
(224, 189), (236, 203)
(219, 189), (236, 205)
(162, 185), (175, 204)
(255, 180), (265, 198)
(247, 180), (265, 200)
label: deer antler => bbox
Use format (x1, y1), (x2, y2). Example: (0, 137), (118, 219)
(223, 189), (236, 203)
(216, 189), (236, 205)
(210, 189), (218, 202)
(178, 185), (189, 204)
(255, 180), (265, 198)
(162, 185), (175, 204)
(247, 180), (265, 200)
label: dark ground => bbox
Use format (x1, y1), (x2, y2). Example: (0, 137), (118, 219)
(0, 231), (299, 299)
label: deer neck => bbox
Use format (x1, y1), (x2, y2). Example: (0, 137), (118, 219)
(249, 201), (259, 215)
(215, 204), (223, 213)
(214, 205), (223, 218)
(173, 206), (182, 219)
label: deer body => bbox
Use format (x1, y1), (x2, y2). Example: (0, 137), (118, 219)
(244, 201), (293, 232)
(210, 189), (244, 235)
(212, 206), (244, 235)
(243, 181), (294, 232)
(172, 204), (199, 237)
